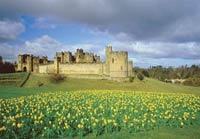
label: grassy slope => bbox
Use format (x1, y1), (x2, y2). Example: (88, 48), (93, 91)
(0, 72), (28, 87)
(0, 73), (200, 99)
(25, 74), (200, 94)
(0, 73), (200, 139)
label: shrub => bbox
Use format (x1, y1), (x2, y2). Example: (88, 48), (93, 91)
(129, 76), (134, 82)
(142, 70), (150, 77)
(50, 74), (65, 83)
(137, 73), (144, 81)
(37, 81), (44, 87)
(183, 77), (200, 87)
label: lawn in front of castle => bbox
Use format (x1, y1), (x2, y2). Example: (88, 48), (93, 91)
(0, 73), (200, 139)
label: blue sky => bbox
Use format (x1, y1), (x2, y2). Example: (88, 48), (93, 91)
(17, 16), (110, 46)
(20, 16), (110, 45)
(0, 0), (200, 68)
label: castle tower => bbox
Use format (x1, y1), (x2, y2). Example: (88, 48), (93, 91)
(85, 53), (94, 63)
(128, 61), (133, 77)
(75, 49), (84, 63)
(56, 52), (64, 63)
(33, 57), (39, 73)
(26, 55), (33, 72)
(17, 55), (23, 71)
(109, 51), (128, 78)
(63, 51), (72, 63)
(105, 46), (112, 75)
(94, 55), (100, 63)
(54, 57), (59, 74)
(42, 56), (48, 64)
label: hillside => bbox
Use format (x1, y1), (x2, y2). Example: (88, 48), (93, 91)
(0, 72), (29, 87)
(0, 73), (200, 98)
(25, 74), (200, 94)
(1, 73), (200, 139)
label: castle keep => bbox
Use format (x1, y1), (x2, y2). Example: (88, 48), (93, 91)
(17, 46), (133, 80)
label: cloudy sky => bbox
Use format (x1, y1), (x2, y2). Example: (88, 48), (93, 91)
(0, 0), (200, 68)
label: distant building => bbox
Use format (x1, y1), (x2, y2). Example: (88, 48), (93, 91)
(17, 46), (133, 80)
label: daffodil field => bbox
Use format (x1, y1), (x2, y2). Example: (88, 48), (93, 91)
(1, 90), (200, 138)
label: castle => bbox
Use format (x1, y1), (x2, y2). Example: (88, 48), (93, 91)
(17, 46), (133, 80)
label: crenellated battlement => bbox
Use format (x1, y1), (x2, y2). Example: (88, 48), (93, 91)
(55, 48), (101, 64)
(17, 46), (133, 80)
(110, 51), (128, 57)
(111, 51), (127, 54)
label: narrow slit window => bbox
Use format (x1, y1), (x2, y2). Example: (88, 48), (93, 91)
(112, 58), (114, 63)
(121, 66), (123, 70)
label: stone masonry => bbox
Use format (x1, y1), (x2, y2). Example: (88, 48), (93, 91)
(17, 46), (133, 80)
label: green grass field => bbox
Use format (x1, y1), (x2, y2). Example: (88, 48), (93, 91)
(21, 73), (200, 95)
(0, 73), (200, 139)
(83, 125), (200, 139)
(0, 73), (200, 98)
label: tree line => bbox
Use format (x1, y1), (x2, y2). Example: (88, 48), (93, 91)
(133, 65), (200, 87)
(0, 56), (16, 73)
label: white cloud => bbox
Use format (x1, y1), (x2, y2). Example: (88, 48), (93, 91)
(0, 35), (104, 62)
(33, 17), (56, 29)
(18, 35), (62, 58)
(133, 57), (200, 68)
(111, 41), (200, 59)
(0, 0), (200, 42)
(0, 43), (17, 62)
(0, 20), (25, 42)
(1, 35), (200, 68)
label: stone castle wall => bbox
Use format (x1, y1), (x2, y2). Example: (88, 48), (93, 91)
(39, 64), (54, 73)
(59, 63), (104, 75)
(17, 46), (133, 80)
(37, 62), (105, 75)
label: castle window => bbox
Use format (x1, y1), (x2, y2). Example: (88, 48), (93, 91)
(23, 58), (26, 63)
(112, 58), (114, 63)
(121, 66), (123, 70)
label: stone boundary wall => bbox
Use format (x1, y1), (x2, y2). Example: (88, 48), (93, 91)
(59, 63), (105, 75)
(39, 64), (54, 73)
